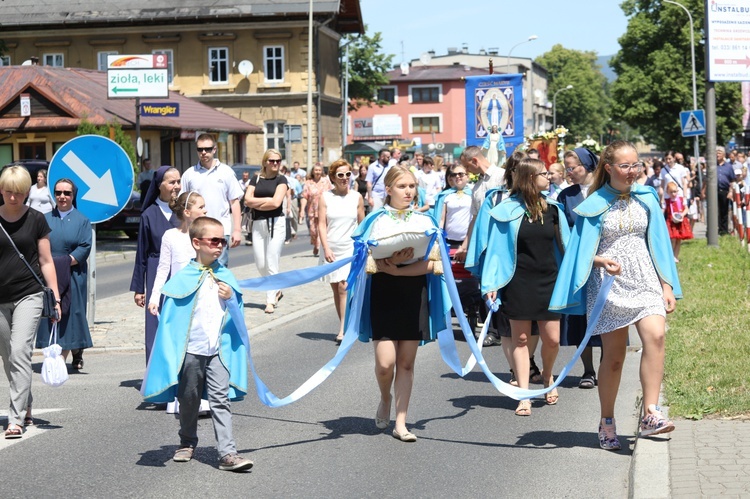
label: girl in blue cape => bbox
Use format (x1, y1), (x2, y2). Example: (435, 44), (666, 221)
(349, 165), (450, 442)
(481, 158), (569, 416)
(549, 140), (681, 451)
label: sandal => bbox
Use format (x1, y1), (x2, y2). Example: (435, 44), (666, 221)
(515, 399), (531, 416)
(264, 303), (275, 314)
(23, 416), (34, 427)
(529, 356), (542, 384)
(4, 425), (22, 439)
(275, 291), (284, 305)
(335, 335), (344, 346)
(543, 375), (559, 405)
(482, 334), (500, 347)
(509, 369), (519, 387)
(579, 371), (597, 389)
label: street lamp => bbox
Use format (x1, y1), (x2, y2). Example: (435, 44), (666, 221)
(553, 84), (573, 130)
(505, 35), (538, 72)
(663, 0), (702, 192)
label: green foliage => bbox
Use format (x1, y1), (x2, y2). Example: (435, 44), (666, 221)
(0, 40), (7, 58)
(342, 25), (395, 111)
(611, 0), (743, 151)
(664, 234), (750, 418)
(535, 45), (611, 143)
(76, 119), (138, 174)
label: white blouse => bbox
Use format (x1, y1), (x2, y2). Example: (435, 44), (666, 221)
(148, 229), (196, 307)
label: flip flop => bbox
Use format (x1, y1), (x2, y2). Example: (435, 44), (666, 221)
(4, 426), (22, 439)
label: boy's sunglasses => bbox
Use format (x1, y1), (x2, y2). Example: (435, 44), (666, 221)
(196, 237), (226, 248)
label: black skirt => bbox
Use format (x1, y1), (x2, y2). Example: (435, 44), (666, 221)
(500, 209), (561, 321)
(370, 272), (429, 342)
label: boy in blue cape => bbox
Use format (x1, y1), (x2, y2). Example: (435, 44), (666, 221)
(140, 216), (252, 472)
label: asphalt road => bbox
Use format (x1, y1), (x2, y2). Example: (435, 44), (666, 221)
(0, 307), (643, 498)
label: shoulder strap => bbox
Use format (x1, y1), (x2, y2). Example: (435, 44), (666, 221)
(0, 220), (46, 288)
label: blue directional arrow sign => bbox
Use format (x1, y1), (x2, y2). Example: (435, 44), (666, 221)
(680, 109), (706, 137)
(48, 135), (134, 224)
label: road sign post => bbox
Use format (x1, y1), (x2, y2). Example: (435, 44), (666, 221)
(49, 135), (136, 328)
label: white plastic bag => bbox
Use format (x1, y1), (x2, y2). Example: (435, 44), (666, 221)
(41, 323), (68, 387)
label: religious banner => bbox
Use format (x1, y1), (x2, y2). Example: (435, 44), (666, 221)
(464, 74), (524, 159)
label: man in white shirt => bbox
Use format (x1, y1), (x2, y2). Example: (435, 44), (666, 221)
(366, 148), (391, 210)
(660, 151), (689, 201)
(179, 133), (245, 266)
(388, 147), (402, 167)
(418, 156), (443, 208)
(454, 145), (505, 262)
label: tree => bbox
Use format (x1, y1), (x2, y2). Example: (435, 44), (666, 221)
(611, 0), (743, 151)
(535, 45), (611, 143)
(342, 25), (395, 111)
(77, 119), (138, 175)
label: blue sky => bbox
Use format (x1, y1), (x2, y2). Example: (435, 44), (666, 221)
(358, 0), (629, 64)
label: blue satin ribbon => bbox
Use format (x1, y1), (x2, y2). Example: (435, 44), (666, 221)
(434, 229), (615, 400)
(231, 228), (614, 406)
(237, 255), (355, 291)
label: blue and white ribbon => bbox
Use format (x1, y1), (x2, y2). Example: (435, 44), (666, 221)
(235, 231), (614, 405)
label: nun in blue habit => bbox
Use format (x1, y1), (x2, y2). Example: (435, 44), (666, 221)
(129, 165), (181, 363)
(36, 178), (93, 368)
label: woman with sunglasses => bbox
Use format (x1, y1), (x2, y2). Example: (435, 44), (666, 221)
(244, 149), (288, 314)
(36, 179), (92, 371)
(482, 158), (569, 416)
(130, 166), (181, 363)
(300, 163), (331, 257)
(26, 169), (55, 214)
(434, 163), (472, 249)
(550, 140), (681, 450)
(318, 159), (365, 344)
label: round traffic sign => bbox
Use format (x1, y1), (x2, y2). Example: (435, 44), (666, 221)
(48, 135), (135, 224)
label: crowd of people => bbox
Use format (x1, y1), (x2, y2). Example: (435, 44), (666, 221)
(3, 134), (719, 469)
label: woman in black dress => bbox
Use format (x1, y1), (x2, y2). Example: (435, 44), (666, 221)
(482, 158), (569, 416)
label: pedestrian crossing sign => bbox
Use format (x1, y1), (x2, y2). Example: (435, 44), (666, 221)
(680, 109), (706, 137)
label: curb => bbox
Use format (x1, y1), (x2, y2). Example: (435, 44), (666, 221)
(96, 251), (137, 265)
(629, 391), (671, 499)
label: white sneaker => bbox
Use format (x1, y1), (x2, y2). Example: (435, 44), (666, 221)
(198, 399), (210, 416)
(166, 399), (179, 414)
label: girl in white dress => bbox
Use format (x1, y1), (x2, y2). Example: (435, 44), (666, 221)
(318, 159), (365, 344)
(148, 191), (207, 414)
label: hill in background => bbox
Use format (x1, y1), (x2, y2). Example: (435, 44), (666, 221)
(596, 55), (616, 82)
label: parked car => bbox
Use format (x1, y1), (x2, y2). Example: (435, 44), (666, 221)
(94, 190), (141, 240)
(0, 160), (51, 206)
(231, 163), (261, 182)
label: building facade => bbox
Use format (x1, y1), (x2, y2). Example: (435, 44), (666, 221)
(0, 0), (363, 167)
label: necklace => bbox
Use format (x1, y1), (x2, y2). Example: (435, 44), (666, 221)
(617, 193), (633, 233)
(386, 207), (413, 222)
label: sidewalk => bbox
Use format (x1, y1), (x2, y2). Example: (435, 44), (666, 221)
(630, 221), (750, 498)
(89, 245), (336, 352)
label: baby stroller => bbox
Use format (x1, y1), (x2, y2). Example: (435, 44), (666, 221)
(448, 248), (485, 341)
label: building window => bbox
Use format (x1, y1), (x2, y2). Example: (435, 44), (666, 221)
(43, 53), (64, 67)
(265, 121), (286, 156)
(263, 45), (284, 82)
(411, 115), (442, 133)
(0, 56), (10, 67)
(409, 84), (442, 103)
(377, 86), (397, 104)
(152, 49), (174, 84)
(97, 51), (118, 71)
(208, 47), (229, 84)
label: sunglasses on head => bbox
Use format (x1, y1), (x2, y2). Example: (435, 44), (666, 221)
(54, 190), (73, 196)
(196, 237), (226, 248)
(335, 171), (352, 179)
(196, 146), (215, 153)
